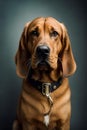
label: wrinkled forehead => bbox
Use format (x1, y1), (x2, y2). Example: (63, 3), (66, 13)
(28, 17), (62, 32)
(28, 17), (45, 31)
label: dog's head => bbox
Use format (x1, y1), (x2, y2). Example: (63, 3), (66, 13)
(15, 17), (76, 79)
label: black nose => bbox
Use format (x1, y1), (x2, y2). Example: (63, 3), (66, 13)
(36, 45), (50, 58)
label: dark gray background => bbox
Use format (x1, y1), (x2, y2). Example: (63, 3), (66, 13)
(0, 0), (86, 130)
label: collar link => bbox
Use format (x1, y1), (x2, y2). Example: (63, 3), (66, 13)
(42, 83), (51, 96)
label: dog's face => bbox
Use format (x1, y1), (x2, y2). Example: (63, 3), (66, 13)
(15, 17), (76, 79)
(28, 17), (63, 71)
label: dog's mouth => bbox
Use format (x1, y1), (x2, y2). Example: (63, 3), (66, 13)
(37, 59), (50, 70)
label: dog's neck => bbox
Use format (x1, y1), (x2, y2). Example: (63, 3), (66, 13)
(28, 68), (62, 83)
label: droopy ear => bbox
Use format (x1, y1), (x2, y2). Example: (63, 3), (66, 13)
(60, 23), (76, 77)
(15, 22), (30, 79)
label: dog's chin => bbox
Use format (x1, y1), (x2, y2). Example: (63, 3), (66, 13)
(37, 61), (51, 71)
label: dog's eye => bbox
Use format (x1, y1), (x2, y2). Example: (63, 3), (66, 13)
(50, 31), (59, 37)
(31, 30), (39, 37)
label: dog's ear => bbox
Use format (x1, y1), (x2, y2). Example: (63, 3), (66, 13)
(15, 22), (30, 79)
(60, 23), (76, 77)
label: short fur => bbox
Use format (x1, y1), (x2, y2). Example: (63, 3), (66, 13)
(13, 17), (76, 130)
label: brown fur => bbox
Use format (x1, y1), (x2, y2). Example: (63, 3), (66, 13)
(13, 17), (76, 130)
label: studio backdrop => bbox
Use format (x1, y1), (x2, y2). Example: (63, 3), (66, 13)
(0, 0), (86, 130)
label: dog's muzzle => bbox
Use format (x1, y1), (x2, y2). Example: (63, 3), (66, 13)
(36, 45), (50, 68)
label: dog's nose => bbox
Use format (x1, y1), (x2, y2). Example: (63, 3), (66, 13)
(36, 45), (50, 58)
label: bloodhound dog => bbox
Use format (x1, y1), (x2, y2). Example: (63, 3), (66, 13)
(13, 17), (76, 130)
